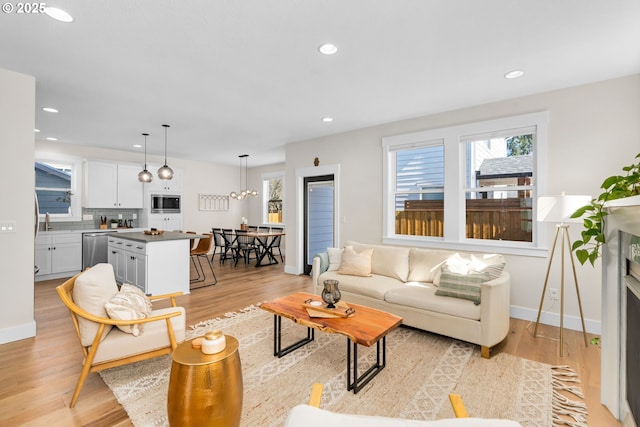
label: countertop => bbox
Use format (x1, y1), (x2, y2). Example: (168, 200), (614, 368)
(38, 228), (145, 235)
(108, 231), (199, 243)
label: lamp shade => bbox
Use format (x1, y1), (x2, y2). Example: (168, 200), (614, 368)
(537, 194), (591, 223)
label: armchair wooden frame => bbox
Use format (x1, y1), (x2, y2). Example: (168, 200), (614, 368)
(56, 272), (184, 408)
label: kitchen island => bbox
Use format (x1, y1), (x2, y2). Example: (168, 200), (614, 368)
(107, 231), (196, 296)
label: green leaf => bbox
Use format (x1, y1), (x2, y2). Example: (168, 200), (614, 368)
(588, 251), (599, 266)
(575, 249), (589, 265)
(572, 240), (584, 251)
(601, 176), (620, 190)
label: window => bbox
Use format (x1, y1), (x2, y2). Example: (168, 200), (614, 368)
(383, 112), (548, 255)
(35, 158), (81, 220)
(393, 141), (444, 237)
(262, 172), (284, 225)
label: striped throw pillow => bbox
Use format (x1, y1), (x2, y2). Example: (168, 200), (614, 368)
(435, 269), (489, 305)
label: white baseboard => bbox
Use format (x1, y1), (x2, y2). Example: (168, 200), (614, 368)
(510, 305), (601, 335)
(0, 320), (37, 345)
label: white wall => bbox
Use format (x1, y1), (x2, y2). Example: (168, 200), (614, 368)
(0, 68), (36, 344)
(284, 74), (640, 333)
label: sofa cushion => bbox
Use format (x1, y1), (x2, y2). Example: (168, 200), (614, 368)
(347, 241), (410, 281)
(327, 247), (344, 271)
(435, 269), (489, 305)
(384, 282), (481, 320)
(470, 254), (506, 280)
(408, 249), (455, 283)
(320, 271), (404, 300)
(92, 306), (186, 364)
(433, 253), (473, 286)
(104, 284), (153, 336)
(73, 263), (119, 346)
(338, 246), (373, 277)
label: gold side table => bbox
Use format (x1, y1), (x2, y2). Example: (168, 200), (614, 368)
(167, 335), (243, 427)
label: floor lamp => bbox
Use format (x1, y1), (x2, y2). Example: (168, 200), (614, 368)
(534, 194), (591, 356)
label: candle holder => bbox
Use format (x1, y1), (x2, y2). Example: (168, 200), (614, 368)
(322, 280), (341, 308)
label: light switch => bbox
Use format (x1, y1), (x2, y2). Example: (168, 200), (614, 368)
(0, 221), (16, 233)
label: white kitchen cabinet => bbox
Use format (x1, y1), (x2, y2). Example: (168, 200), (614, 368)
(35, 233), (82, 280)
(145, 164), (182, 193)
(84, 161), (144, 209)
(107, 233), (189, 296)
(145, 214), (183, 231)
(108, 236), (147, 292)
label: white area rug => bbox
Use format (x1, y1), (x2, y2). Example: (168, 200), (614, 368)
(99, 306), (587, 427)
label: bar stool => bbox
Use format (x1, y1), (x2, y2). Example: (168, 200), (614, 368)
(190, 233), (217, 287)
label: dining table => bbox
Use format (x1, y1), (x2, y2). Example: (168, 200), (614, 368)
(245, 231), (285, 267)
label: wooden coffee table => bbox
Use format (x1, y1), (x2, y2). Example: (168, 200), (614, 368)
(259, 292), (402, 394)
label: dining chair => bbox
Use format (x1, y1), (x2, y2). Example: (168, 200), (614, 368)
(234, 229), (258, 265)
(210, 228), (226, 262)
(221, 229), (238, 264)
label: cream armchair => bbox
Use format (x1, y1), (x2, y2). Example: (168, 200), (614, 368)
(284, 384), (523, 427)
(56, 263), (186, 407)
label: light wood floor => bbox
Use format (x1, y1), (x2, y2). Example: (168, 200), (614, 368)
(0, 258), (620, 426)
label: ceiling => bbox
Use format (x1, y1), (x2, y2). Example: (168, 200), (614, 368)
(2, 1), (639, 167)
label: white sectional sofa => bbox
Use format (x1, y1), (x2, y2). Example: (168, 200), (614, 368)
(311, 241), (511, 358)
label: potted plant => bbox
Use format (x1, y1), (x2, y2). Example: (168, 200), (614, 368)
(571, 153), (640, 265)
(110, 219), (119, 229)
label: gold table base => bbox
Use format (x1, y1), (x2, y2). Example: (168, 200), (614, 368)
(167, 335), (243, 427)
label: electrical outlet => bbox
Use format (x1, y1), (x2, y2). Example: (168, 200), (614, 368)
(118, 214), (123, 219)
(132, 213), (137, 220)
(550, 288), (559, 301)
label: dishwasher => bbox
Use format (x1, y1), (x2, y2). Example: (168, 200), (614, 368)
(82, 231), (111, 269)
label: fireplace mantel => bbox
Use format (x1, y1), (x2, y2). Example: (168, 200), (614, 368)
(600, 196), (640, 423)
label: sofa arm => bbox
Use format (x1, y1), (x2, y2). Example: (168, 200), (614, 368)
(311, 252), (328, 287)
(479, 271), (511, 349)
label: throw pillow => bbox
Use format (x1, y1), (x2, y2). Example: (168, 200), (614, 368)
(73, 263), (119, 346)
(338, 246), (373, 277)
(435, 268), (489, 305)
(327, 247), (344, 271)
(432, 253), (472, 286)
(104, 284), (152, 336)
(470, 254), (506, 280)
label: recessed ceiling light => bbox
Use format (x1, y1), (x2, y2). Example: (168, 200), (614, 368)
(34, 129), (40, 133)
(42, 107), (58, 113)
(321, 117), (334, 122)
(46, 137), (58, 141)
(44, 7), (73, 22)
(504, 70), (524, 79)
(133, 144), (142, 148)
(318, 43), (338, 55)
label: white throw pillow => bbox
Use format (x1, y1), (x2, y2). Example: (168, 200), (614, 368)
(338, 246), (373, 277)
(433, 253), (472, 286)
(73, 263), (119, 346)
(470, 254), (506, 280)
(327, 247), (344, 271)
(104, 284), (152, 336)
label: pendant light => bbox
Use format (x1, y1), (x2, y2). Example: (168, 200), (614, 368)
(157, 124), (174, 180)
(230, 154), (259, 200)
(137, 132), (153, 183)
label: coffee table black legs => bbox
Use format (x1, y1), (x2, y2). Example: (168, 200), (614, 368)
(273, 315), (314, 357)
(347, 336), (386, 394)
(272, 314), (387, 394)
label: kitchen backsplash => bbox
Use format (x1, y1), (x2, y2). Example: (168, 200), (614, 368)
(39, 208), (142, 231)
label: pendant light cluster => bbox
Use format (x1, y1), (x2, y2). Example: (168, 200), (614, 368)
(137, 124), (174, 183)
(230, 154), (259, 200)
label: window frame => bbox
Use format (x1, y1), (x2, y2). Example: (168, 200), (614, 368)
(261, 171), (285, 226)
(382, 112), (549, 257)
(35, 155), (83, 222)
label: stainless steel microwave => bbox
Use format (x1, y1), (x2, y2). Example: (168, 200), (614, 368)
(151, 194), (181, 213)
